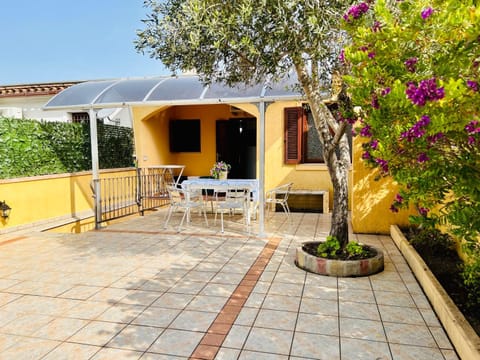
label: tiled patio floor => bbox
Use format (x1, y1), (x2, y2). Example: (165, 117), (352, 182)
(0, 210), (459, 359)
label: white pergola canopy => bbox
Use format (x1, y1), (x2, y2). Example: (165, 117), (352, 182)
(43, 74), (330, 235)
(43, 74), (311, 110)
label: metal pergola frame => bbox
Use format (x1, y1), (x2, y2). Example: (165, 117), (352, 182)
(43, 75), (329, 235)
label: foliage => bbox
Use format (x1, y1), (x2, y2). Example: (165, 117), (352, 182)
(0, 117), (134, 179)
(405, 225), (480, 315)
(40, 121), (91, 172)
(0, 117), (67, 178)
(404, 226), (455, 257)
(345, 241), (367, 258)
(462, 255), (480, 309)
(136, 0), (355, 246)
(317, 235), (342, 257)
(317, 235), (371, 259)
(342, 1), (480, 254)
(343, 0), (480, 303)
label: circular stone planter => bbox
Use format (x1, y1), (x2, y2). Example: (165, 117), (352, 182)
(295, 241), (384, 277)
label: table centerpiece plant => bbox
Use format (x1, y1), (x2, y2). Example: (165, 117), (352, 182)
(210, 161), (231, 179)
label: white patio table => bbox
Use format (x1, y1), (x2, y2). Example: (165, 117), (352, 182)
(181, 178), (259, 226)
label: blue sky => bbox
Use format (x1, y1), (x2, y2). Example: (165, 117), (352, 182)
(0, 0), (169, 85)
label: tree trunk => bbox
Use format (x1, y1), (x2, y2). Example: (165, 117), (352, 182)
(325, 135), (350, 247)
(295, 63), (351, 248)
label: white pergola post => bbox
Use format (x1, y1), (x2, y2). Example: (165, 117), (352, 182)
(89, 108), (102, 229)
(258, 101), (266, 237)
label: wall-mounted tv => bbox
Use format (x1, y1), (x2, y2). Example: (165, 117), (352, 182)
(169, 119), (201, 152)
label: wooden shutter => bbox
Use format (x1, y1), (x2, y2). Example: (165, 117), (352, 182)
(284, 107), (303, 164)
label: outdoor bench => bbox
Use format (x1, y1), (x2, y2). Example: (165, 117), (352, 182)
(275, 189), (329, 213)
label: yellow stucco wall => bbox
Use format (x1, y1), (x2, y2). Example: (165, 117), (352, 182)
(130, 101), (412, 232)
(264, 101), (351, 210)
(351, 136), (412, 234)
(132, 103), (260, 177)
(0, 168), (135, 232)
(131, 101), (346, 211)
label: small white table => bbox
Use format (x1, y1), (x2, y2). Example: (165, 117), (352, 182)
(145, 165), (185, 186)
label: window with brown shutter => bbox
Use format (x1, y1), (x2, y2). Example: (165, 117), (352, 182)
(284, 105), (351, 164)
(284, 107), (303, 164)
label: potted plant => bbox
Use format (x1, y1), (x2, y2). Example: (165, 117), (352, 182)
(210, 161), (231, 180)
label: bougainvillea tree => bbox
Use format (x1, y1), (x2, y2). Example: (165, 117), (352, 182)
(342, 0), (479, 293)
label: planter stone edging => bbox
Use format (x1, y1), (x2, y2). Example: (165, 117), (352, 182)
(390, 225), (480, 360)
(295, 241), (384, 277)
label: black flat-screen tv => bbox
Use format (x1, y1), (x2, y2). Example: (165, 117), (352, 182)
(169, 119), (201, 152)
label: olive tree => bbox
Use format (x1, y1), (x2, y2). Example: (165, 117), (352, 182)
(136, 0), (354, 246)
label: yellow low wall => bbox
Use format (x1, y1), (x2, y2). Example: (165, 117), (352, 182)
(0, 168), (135, 233)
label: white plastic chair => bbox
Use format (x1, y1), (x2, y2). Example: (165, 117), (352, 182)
(265, 182), (293, 216)
(164, 185), (208, 231)
(214, 186), (249, 233)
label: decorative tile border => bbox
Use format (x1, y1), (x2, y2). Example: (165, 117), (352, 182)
(190, 237), (281, 360)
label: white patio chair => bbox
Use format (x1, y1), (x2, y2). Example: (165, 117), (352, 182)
(214, 186), (249, 233)
(265, 182), (293, 216)
(163, 185), (208, 232)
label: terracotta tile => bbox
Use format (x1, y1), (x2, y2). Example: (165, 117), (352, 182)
(215, 312), (238, 325)
(243, 274), (260, 282)
(208, 323), (231, 335)
(235, 284), (254, 295)
(254, 258), (270, 266)
(226, 296), (247, 307)
(265, 242), (278, 249)
(190, 344), (219, 359)
(240, 279), (257, 287)
(201, 333), (226, 347)
(246, 268), (263, 277)
(221, 305), (242, 315)
(231, 292), (249, 300)
(261, 249), (274, 257)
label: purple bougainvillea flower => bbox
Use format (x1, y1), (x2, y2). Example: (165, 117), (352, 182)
(427, 132), (444, 146)
(400, 115), (431, 142)
(360, 124), (372, 137)
(404, 57), (418, 72)
(395, 193), (403, 203)
(343, 2), (369, 22)
(406, 78), (444, 106)
(381, 87), (391, 96)
(362, 151), (371, 160)
(418, 207), (429, 216)
(339, 49), (345, 63)
(465, 120), (480, 134)
(417, 152), (429, 163)
(372, 21), (382, 32)
(390, 204), (399, 213)
(375, 158), (389, 173)
(370, 139), (379, 149)
(371, 94), (380, 109)
(421, 7), (433, 20)
(368, 51), (376, 59)
(467, 80), (479, 92)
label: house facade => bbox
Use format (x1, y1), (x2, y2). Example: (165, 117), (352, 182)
(41, 75), (411, 233)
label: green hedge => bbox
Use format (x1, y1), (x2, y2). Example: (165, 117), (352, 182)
(0, 117), (134, 179)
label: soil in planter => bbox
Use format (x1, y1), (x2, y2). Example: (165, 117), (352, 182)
(302, 242), (377, 260)
(402, 227), (480, 336)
